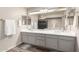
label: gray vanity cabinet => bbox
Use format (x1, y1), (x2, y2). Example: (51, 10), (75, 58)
(45, 35), (76, 51)
(21, 32), (76, 52)
(46, 38), (58, 49)
(21, 32), (45, 47)
(21, 33), (29, 43)
(28, 36), (36, 45)
(58, 37), (75, 52)
(45, 35), (58, 49)
(21, 32), (36, 45)
(35, 36), (45, 47)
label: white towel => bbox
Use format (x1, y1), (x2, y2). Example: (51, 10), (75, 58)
(5, 19), (16, 36)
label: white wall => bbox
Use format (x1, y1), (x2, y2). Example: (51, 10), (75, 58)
(0, 7), (26, 52)
(0, 7), (26, 19)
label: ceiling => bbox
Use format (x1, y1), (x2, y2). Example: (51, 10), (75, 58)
(25, 7), (65, 13)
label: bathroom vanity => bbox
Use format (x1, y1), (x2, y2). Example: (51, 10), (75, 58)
(20, 8), (78, 52)
(21, 29), (76, 52)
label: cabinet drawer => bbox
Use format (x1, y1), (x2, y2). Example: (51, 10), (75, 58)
(21, 32), (35, 36)
(46, 34), (59, 39)
(21, 32), (28, 36)
(36, 36), (45, 40)
(58, 36), (76, 41)
(35, 33), (45, 37)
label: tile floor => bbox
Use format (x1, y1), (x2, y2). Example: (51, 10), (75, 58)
(7, 43), (59, 52)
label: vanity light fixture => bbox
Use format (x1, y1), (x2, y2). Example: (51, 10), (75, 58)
(29, 8), (67, 15)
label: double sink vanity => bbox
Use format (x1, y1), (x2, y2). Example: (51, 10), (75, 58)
(20, 7), (78, 52)
(21, 29), (76, 52)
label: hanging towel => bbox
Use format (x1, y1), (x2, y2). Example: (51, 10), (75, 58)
(5, 19), (16, 36)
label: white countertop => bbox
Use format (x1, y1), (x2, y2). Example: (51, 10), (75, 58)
(21, 28), (76, 37)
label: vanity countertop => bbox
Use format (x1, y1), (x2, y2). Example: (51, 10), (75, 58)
(21, 28), (76, 37)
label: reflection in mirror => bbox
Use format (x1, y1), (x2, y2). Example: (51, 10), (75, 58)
(22, 16), (31, 25)
(68, 16), (74, 25)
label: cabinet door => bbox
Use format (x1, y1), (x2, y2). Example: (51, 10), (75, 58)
(46, 37), (58, 49)
(22, 35), (36, 45)
(58, 39), (75, 52)
(35, 36), (45, 47)
(28, 36), (36, 45)
(22, 35), (29, 43)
